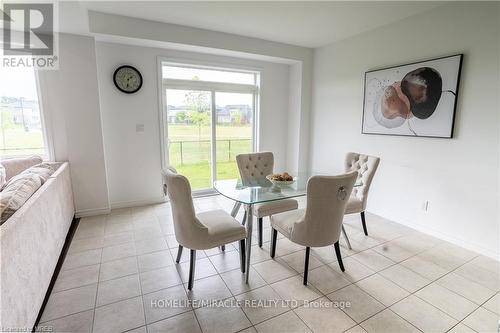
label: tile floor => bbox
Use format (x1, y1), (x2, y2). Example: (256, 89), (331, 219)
(38, 195), (499, 333)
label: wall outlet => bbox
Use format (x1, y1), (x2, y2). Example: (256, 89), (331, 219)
(422, 200), (430, 212)
(136, 124), (145, 132)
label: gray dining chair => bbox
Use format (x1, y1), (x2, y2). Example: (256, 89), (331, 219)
(344, 152), (380, 235)
(164, 169), (247, 290)
(236, 152), (298, 247)
(269, 172), (358, 285)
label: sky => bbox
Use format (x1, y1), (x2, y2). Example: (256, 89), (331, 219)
(0, 65), (39, 100)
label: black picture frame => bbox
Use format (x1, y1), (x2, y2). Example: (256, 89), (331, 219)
(113, 65), (143, 94)
(361, 54), (463, 139)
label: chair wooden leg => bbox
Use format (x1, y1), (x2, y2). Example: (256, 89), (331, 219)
(361, 211), (368, 236)
(270, 228), (278, 258)
(239, 239), (246, 273)
(334, 241), (345, 272)
(258, 218), (263, 248)
(188, 249), (196, 290)
(241, 211), (247, 226)
(175, 245), (183, 263)
(303, 247), (310, 285)
(221, 245), (225, 251)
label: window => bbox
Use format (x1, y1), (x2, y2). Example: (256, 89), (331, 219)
(160, 62), (259, 192)
(0, 65), (49, 158)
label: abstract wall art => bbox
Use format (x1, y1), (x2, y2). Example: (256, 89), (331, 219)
(362, 54), (463, 138)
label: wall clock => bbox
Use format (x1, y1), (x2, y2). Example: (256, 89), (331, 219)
(113, 65), (143, 94)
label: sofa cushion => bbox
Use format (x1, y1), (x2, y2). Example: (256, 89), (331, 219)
(0, 164), (54, 224)
(0, 164), (5, 189)
(2, 155), (43, 181)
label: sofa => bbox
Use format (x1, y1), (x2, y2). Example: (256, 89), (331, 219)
(0, 157), (75, 331)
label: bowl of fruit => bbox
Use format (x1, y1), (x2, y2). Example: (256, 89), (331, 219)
(266, 172), (295, 187)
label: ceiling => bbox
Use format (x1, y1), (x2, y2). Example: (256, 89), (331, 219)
(60, 1), (444, 48)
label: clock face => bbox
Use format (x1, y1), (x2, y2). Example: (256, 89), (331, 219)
(113, 65), (143, 94)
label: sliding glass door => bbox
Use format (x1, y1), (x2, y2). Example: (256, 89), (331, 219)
(162, 63), (259, 192)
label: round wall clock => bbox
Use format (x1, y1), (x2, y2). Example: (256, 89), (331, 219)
(113, 65), (143, 94)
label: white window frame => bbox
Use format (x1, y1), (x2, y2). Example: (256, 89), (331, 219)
(157, 57), (261, 194)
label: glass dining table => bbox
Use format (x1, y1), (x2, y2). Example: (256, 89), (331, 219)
(214, 172), (361, 283)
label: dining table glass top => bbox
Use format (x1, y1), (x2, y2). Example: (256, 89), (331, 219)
(213, 172), (361, 205)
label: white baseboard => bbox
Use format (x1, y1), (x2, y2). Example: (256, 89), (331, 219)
(75, 207), (111, 217)
(110, 197), (167, 210)
(369, 211), (499, 261)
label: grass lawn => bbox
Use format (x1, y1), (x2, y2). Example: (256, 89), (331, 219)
(167, 124), (252, 189)
(0, 127), (45, 156)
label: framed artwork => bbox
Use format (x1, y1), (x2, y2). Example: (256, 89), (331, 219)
(362, 54), (463, 138)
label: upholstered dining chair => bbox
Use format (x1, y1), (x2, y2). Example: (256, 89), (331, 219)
(164, 169), (247, 290)
(344, 152), (380, 236)
(236, 152), (298, 247)
(269, 172), (358, 285)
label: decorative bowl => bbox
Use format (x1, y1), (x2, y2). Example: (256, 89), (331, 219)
(266, 174), (295, 187)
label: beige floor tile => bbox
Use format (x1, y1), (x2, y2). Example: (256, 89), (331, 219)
(53, 264), (99, 292)
(74, 224), (105, 240)
(236, 285), (289, 324)
(134, 225), (164, 241)
(294, 297), (356, 333)
(328, 257), (375, 283)
(350, 249), (395, 272)
(311, 245), (342, 264)
(142, 285), (191, 324)
(134, 237), (168, 255)
(177, 257), (218, 282)
(273, 238), (304, 257)
(400, 255), (448, 280)
(140, 266), (183, 294)
(344, 325), (367, 333)
(469, 255), (500, 275)
(97, 274), (141, 306)
(137, 249), (173, 272)
(447, 323), (476, 333)
(39, 309), (93, 333)
(360, 309), (419, 333)
(270, 276), (322, 307)
(306, 265), (352, 294)
(418, 247), (468, 271)
(194, 301), (252, 333)
(372, 241), (414, 263)
(483, 293), (500, 315)
(436, 272), (496, 305)
(186, 275), (232, 303)
(220, 267), (267, 295)
(204, 243), (236, 256)
(104, 221), (133, 235)
(356, 274), (409, 306)
(40, 284), (97, 322)
(62, 249), (102, 271)
(327, 284), (385, 323)
(103, 231), (134, 247)
(379, 264), (430, 293)
(253, 259), (297, 284)
(391, 295), (457, 332)
(462, 307), (499, 333)
(415, 283), (478, 320)
(126, 326), (147, 333)
(101, 242), (136, 262)
(68, 236), (104, 254)
(249, 244), (274, 264)
(148, 311), (201, 333)
(254, 311), (311, 333)
(454, 262), (500, 291)
(99, 256), (138, 281)
(209, 250), (244, 273)
(169, 246), (207, 263)
(147, 311), (201, 333)
(280, 250), (323, 273)
(93, 296), (145, 333)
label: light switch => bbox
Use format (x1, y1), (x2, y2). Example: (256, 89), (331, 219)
(136, 124), (145, 132)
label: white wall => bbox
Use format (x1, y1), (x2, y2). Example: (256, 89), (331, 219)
(95, 42), (291, 207)
(310, 3), (500, 258)
(38, 34), (110, 216)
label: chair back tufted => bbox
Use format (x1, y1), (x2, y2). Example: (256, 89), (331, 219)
(164, 169), (208, 249)
(344, 152), (380, 209)
(236, 152), (274, 186)
(292, 172), (358, 247)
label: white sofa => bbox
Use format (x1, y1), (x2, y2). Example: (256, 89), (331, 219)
(0, 160), (75, 331)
